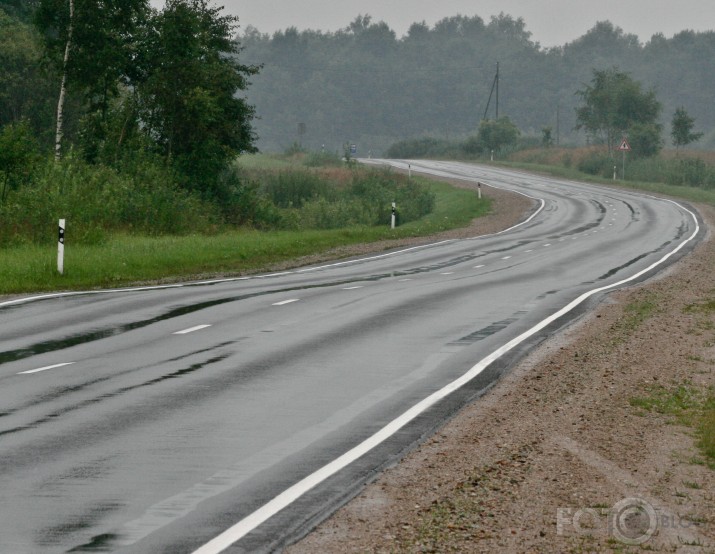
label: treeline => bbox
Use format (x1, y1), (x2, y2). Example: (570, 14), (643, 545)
(239, 15), (715, 154)
(0, 1), (255, 246)
(1, 0), (256, 195)
(0, 1), (440, 247)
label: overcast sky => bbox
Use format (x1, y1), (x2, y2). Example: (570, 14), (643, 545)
(150, 0), (713, 46)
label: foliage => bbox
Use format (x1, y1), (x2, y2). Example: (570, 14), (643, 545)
(0, 8), (56, 139)
(473, 117), (520, 153)
(304, 150), (344, 167)
(0, 120), (41, 203)
(671, 106), (703, 150)
(386, 138), (460, 159)
(239, 18), (715, 154)
(575, 67), (661, 154)
(576, 150), (614, 177)
(0, 154), (219, 246)
(132, 0), (259, 194)
(628, 122), (663, 158)
(261, 170), (332, 208)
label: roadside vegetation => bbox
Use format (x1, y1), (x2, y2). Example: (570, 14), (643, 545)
(0, 153), (489, 294)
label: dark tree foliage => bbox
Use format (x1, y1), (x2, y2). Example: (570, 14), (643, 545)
(0, 8), (56, 138)
(238, 17), (715, 154)
(575, 67), (661, 154)
(34, 0), (147, 115)
(671, 106), (703, 150)
(133, 0), (259, 192)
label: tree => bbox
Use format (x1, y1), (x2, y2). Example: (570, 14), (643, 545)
(34, 0), (148, 159)
(671, 107), (703, 151)
(541, 126), (554, 147)
(575, 67), (661, 154)
(0, 120), (40, 203)
(0, 9), (55, 136)
(133, 0), (259, 193)
(476, 117), (520, 153)
(629, 123), (663, 158)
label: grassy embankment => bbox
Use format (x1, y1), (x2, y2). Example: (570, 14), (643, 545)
(0, 154), (489, 295)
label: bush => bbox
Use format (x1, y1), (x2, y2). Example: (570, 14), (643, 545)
(0, 154), (219, 246)
(386, 137), (456, 158)
(304, 151), (343, 167)
(577, 151), (614, 177)
(260, 170), (333, 208)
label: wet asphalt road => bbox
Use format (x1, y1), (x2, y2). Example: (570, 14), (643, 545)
(0, 161), (703, 553)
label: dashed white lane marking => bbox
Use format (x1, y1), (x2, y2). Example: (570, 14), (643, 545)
(173, 325), (212, 335)
(18, 362), (75, 375)
(525, 249), (533, 253)
(473, 265), (485, 269)
(543, 244), (551, 247)
(191, 200), (700, 554)
(501, 256), (512, 260)
(398, 278), (413, 282)
(272, 299), (300, 306)
(440, 272), (454, 275)
(342, 286), (363, 290)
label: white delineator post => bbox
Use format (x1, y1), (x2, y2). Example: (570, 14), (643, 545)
(58, 219), (65, 275)
(391, 202), (396, 230)
(478, 182), (482, 199)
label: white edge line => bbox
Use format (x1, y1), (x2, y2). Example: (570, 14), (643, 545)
(18, 362), (75, 375)
(192, 202), (700, 554)
(173, 324), (212, 335)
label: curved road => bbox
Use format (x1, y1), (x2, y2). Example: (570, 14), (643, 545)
(0, 161), (703, 553)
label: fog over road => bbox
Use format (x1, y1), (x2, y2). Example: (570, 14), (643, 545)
(0, 161), (702, 553)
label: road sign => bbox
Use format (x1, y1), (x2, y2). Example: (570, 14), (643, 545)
(350, 144), (357, 155)
(618, 138), (631, 151)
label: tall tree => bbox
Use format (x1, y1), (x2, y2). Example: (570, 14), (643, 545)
(575, 67), (661, 154)
(133, 0), (259, 192)
(671, 106), (703, 151)
(34, 0), (148, 159)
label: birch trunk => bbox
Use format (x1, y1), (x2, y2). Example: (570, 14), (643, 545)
(54, 0), (75, 162)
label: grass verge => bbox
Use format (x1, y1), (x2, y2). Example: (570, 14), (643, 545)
(631, 384), (715, 469)
(491, 160), (715, 207)
(0, 178), (489, 295)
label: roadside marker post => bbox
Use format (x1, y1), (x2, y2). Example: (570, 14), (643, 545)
(58, 219), (65, 275)
(391, 202), (396, 229)
(478, 182), (482, 199)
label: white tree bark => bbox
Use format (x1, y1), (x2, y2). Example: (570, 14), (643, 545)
(55, 0), (75, 162)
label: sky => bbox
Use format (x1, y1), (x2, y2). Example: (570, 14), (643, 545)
(150, 0), (713, 47)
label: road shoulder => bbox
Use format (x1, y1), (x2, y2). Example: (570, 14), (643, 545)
(288, 205), (715, 553)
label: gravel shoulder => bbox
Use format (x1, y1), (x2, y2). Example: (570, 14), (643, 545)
(287, 189), (715, 552)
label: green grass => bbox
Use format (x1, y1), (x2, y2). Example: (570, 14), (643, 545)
(0, 178), (489, 295)
(491, 160), (715, 207)
(631, 384), (715, 469)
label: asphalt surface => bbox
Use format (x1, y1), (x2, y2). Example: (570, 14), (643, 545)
(0, 161), (703, 553)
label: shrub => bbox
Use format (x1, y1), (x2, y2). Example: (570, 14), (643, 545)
(0, 154), (219, 246)
(577, 151), (614, 177)
(260, 170), (333, 208)
(304, 151), (343, 168)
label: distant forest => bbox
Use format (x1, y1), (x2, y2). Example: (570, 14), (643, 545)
(239, 14), (715, 155)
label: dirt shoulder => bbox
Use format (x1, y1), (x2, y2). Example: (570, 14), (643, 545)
(287, 202), (715, 552)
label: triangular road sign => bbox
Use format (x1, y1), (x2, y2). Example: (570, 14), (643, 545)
(618, 138), (631, 151)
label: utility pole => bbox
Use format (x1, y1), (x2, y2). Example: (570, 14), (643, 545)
(495, 61), (499, 120)
(482, 62), (501, 121)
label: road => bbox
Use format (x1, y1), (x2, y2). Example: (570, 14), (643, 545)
(0, 161), (702, 553)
